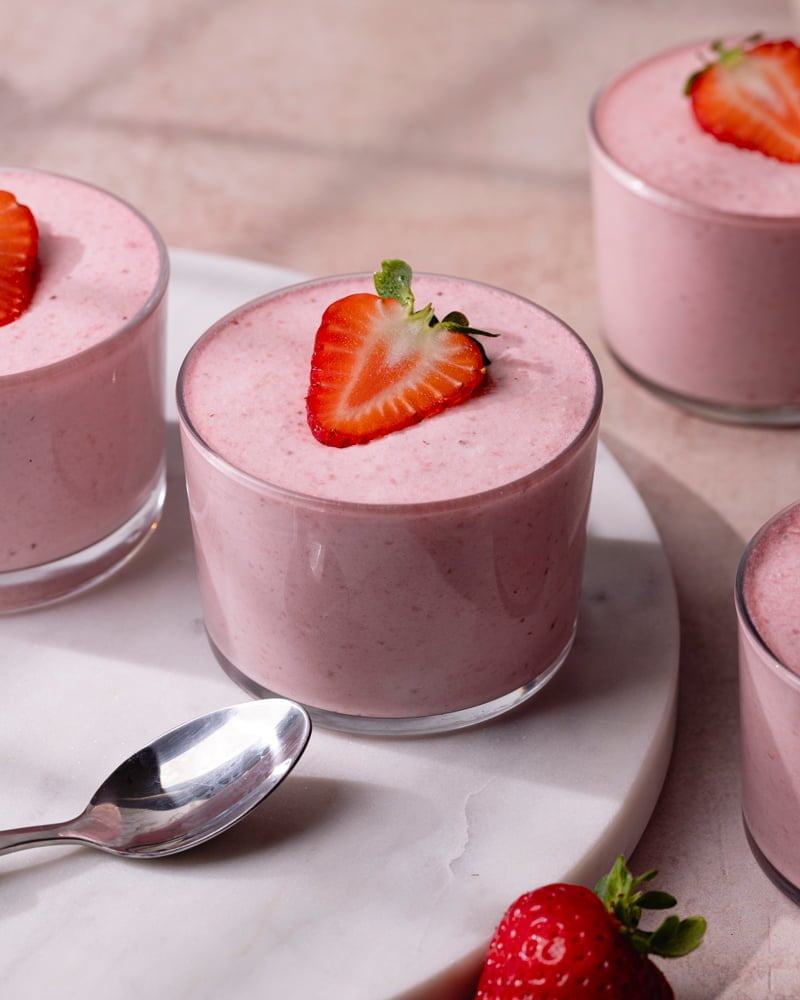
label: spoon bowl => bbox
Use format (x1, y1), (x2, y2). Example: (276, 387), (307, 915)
(0, 699), (311, 858)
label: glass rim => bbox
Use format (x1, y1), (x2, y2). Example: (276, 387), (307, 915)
(587, 40), (800, 229)
(176, 271), (604, 516)
(735, 498), (800, 683)
(0, 165), (170, 386)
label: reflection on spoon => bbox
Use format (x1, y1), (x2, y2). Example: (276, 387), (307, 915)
(0, 699), (311, 858)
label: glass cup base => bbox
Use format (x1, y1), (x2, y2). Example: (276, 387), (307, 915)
(0, 465), (166, 614)
(743, 816), (800, 906)
(208, 627), (575, 737)
(610, 349), (800, 427)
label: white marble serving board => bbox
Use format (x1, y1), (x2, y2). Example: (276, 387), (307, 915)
(0, 250), (679, 1000)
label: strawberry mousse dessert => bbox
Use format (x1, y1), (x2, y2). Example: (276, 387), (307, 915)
(178, 261), (602, 735)
(590, 36), (800, 423)
(0, 168), (168, 612)
(737, 500), (800, 903)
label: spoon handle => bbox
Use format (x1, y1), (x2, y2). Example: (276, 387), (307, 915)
(0, 820), (82, 855)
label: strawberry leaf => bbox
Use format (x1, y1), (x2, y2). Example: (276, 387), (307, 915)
(648, 915), (708, 958)
(649, 915), (680, 948)
(593, 856), (707, 958)
(638, 890), (677, 910)
(374, 259), (414, 309)
(373, 264), (498, 350)
(594, 855), (629, 905)
(441, 310), (469, 326)
(631, 869), (658, 889)
(442, 322), (500, 341)
(684, 66), (706, 95)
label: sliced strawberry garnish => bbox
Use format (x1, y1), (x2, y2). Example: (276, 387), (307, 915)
(306, 260), (494, 447)
(0, 190), (38, 327)
(686, 36), (800, 163)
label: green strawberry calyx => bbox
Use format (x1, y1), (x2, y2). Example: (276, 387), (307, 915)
(373, 258), (498, 358)
(594, 856), (707, 958)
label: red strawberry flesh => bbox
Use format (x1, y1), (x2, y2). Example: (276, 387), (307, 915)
(0, 190), (38, 327)
(687, 38), (800, 163)
(306, 260), (491, 448)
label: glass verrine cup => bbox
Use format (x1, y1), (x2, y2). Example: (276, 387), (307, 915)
(737, 499), (800, 903)
(0, 168), (168, 612)
(177, 272), (602, 736)
(589, 42), (800, 425)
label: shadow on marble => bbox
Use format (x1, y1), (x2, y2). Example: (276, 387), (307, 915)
(157, 775), (430, 869)
(0, 845), (96, 919)
(603, 433), (770, 1000)
(3, 423), (210, 677)
(0, 776), (348, 872)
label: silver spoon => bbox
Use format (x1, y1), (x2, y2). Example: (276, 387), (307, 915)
(0, 699), (311, 858)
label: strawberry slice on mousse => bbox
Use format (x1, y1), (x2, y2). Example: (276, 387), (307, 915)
(0, 189), (38, 327)
(686, 36), (800, 163)
(306, 259), (495, 448)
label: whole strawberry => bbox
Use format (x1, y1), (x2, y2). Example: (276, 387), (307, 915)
(475, 857), (706, 999)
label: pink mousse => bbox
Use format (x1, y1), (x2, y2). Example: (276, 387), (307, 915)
(743, 503), (800, 673)
(595, 41), (800, 217)
(179, 274), (601, 720)
(181, 275), (597, 505)
(0, 169), (166, 579)
(0, 171), (162, 376)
